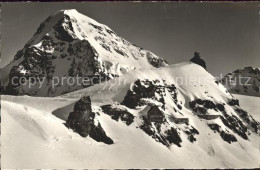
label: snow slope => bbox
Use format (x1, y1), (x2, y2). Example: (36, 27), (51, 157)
(233, 94), (260, 122)
(2, 95), (260, 169)
(2, 62), (260, 168)
(63, 62), (232, 106)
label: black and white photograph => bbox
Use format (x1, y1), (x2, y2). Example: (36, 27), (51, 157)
(0, 1), (260, 169)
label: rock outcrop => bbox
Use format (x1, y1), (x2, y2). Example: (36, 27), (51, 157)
(66, 96), (113, 144)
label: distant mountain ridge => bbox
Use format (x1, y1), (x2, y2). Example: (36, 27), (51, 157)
(220, 67), (260, 97)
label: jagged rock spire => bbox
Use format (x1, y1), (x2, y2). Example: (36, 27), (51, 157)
(66, 96), (114, 144)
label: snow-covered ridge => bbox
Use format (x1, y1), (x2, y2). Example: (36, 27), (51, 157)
(2, 62), (260, 168)
(62, 62), (260, 143)
(2, 9), (168, 96)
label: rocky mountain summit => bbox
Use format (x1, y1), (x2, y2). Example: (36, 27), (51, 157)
(1, 9), (167, 96)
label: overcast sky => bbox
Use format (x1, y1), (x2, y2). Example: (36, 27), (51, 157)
(1, 2), (259, 76)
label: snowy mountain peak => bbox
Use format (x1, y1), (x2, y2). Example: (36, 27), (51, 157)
(26, 9), (119, 47)
(62, 9), (79, 13)
(2, 9), (168, 96)
(62, 9), (99, 24)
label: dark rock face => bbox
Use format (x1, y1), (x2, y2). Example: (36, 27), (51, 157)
(67, 40), (102, 77)
(89, 123), (114, 144)
(66, 111), (94, 137)
(101, 105), (135, 126)
(122, 79), (158, 108)
(122, 79), (181, 111)
(189, 99), (220, 115)
(190, 52), (206, 70)
(66, 96), (94, 137)
(139, 115), (198, 148)
(220, 131), (237, 143)
(216, 104), (225, 112)
(66, 96), (114, 144)
(139, 116), (174, 147)
(185, 126), (200, 143)
(147, 106), (165, 123)
(54, 15), (75, 42)
(228, 99), (239, 106)
(102, 102), (198, 148)
(208, 123), (237, 143)
(5, 46), (51, 95)
(120, 79), (201, 148)
(4, 37), (104, 96)
(73, 96), (92, 112)
(220, 114), (248, 140)
(235, 108), (260, 133)
(102, 102), (182, 147)
(165, 128), (182, 147)
(189, 98), (255, 143)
